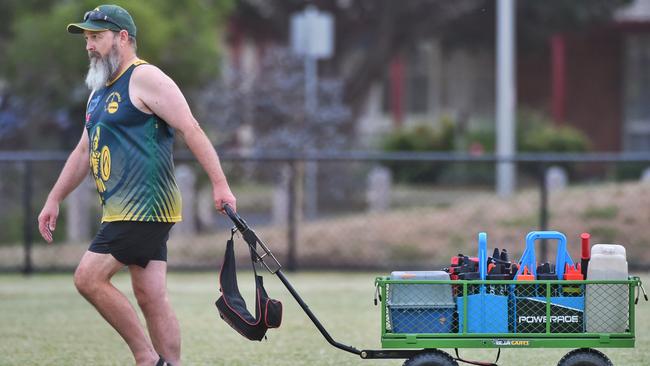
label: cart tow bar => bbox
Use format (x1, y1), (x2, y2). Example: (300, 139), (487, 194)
(223, 204), (362, 356)
(222, 204), (474, 361)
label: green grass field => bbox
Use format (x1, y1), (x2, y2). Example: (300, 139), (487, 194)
(1, 272), (648, 365)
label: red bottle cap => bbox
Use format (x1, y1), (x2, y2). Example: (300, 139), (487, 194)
(517, 266), (535, 280)
(563, 263), (584, 280)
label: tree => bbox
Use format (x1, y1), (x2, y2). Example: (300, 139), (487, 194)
(202, 47), (351, 150)
(232, 0), (632, 132)
(197, 46), (357, 212)
(0, 0), (233, 149)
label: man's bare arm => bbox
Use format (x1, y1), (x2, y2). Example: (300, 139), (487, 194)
(37, 129), (90, 242)
(131, 65), (236, 212)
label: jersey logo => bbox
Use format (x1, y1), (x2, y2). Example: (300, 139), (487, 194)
(90, 126), (111, 199)
(105, 92), (122, 114)
(100, 146), (111, 181)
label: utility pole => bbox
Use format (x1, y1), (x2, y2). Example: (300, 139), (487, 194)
(496, 0), (516, 197)
(291, 5), (334, 218)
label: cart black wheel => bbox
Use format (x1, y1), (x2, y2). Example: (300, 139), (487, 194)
(403, 350), (458, 366)
(557, 348), (613, 366)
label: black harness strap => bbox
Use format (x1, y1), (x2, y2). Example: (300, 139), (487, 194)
(242, 229), (260, 276)
(215, 227), (283, 341)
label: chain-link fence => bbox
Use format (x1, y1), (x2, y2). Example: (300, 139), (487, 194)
(1, 151), (649, 273)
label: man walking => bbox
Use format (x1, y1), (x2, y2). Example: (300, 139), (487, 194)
(37, 5), (236, 365)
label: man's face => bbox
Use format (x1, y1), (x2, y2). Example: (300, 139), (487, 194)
(84, 30), (117, 59)
(83, 30), (123, 91)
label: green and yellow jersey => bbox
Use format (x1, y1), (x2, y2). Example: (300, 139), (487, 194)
(85, 59), (182, 223)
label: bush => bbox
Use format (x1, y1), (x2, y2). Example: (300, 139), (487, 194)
(615, 162), (650, 181)
(380, 110), (592, 184)
(380, 118), (455, 183)
(465, 110), (590, 154)
(519, 123), (590, 154)
(467, 110), (590, 173)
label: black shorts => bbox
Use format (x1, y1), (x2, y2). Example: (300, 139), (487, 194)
(89, 221), (174, 268)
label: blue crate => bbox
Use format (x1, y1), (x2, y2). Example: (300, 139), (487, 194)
(456, 293), (509, 333)
(389, 305), (456, 334)
(455, 233), (510, 333)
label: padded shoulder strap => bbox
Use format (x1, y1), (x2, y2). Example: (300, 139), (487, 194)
(218, 237), (258, 323)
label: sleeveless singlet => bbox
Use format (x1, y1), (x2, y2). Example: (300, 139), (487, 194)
(85, 59), (182, 223)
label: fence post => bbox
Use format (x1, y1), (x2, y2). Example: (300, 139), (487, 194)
(287, 160), (298, 272)
(22, 161), (33, 275)
(539, 162), (549, 263)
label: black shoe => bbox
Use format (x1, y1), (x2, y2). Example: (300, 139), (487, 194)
(156, 356), (173, 366)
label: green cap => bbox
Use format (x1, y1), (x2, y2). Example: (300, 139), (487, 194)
(67, 5), (137, 38)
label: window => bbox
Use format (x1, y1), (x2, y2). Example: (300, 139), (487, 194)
(381, 43), (432, 116)
(406, 44), (431, 115)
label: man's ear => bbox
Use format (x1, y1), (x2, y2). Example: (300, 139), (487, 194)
(120, 30), (130, 45)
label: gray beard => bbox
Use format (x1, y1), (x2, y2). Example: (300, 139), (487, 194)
(85, 44), (121, 91)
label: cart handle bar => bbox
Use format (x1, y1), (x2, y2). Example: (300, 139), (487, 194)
(223, 204), (282, 274)
(223, 203), (248, 232)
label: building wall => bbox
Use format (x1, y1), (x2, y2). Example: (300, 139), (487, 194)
(226, 6), (650, 152)
(357, 40), (495, 145)
(565, 30), (623, 151)
(519, 30), (624, 152)
(518, 49), (551, 115)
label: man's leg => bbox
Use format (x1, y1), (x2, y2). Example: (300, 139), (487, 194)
(74, 251), (158, 366)
(130, 260), (181, 366)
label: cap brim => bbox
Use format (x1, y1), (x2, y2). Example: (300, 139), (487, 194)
(67, 20), (115, 34)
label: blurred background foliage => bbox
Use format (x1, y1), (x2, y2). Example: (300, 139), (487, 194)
(0, 0), (631, 151)
(0, 0), (233, 149)
(0, 1), (647, 269)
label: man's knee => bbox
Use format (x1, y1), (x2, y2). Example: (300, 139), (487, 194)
(74, 265), (102, 297)
(133, 284), (167, 310)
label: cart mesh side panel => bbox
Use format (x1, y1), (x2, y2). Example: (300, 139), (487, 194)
(513, 282), (585, 333)
(585, 283), (630, 333)
(386, 282), (456, 334)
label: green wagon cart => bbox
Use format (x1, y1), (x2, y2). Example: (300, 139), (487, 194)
(223, 206), (646, 366)
(374, 275), (644, 365)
